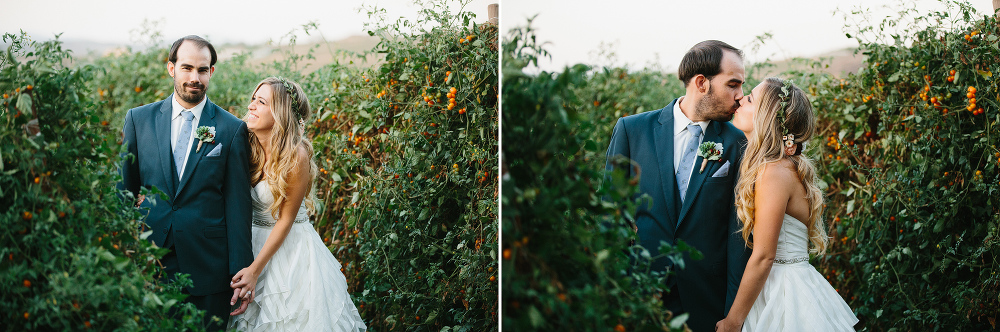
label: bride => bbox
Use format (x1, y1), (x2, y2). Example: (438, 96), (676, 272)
(227, 77), (367, 331)
(716, 78), (857, 331)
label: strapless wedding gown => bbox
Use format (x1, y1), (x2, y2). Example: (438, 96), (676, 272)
(228, 182), (367, 332)
(743, 214), (858, 331)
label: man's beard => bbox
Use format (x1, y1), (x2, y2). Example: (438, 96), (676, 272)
(174, 79), (207, 105)
(696, 85), (739, 122)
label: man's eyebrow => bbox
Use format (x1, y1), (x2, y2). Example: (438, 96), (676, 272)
(197, 65), (210, 71)
(728, 78), (744, 85)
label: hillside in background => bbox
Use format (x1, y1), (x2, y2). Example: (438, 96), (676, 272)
(759, 47), (866, 78)
(61, 34), (382, 71)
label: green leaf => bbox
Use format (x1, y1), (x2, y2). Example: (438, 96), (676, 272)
(888, 72), (901, 82)
(669, 313), (689, 329)
(528, 305), (544, 327)
(16, 92), (33, 117)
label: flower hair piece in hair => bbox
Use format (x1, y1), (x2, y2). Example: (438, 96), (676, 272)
(276, 76), (302, 121)
(776, 79), (797, 155)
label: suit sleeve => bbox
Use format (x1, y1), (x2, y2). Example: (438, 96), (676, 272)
(725, 146), (751, 315)
(604, 118), (632, 187)
(225, 122), (254, 274)
(117, 109), (140, 200)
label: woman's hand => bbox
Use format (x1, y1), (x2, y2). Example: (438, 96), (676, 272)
(715, 317), (742, 332)
(229, 266), (260, 315)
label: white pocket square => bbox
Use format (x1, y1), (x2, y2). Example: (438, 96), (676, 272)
(206, 144), (223, 157)
(711, 160), (730, 178)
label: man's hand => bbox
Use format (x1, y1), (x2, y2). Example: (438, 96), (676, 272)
(230, 287), (251, 316)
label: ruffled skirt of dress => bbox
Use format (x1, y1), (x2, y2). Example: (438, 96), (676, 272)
(228, 223), (367, 332)
(742, 262), (858, 332)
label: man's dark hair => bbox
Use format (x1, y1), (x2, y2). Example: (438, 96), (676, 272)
(677, 40), (743, 87)
(168, 35), (218, 67)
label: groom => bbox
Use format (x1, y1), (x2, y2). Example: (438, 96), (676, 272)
(605, 40), (750, 332)
(118, 35), (253, 329)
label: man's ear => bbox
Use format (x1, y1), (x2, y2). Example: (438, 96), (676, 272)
(167, 62), (175, 78)
(209, 66), (215, 78)
(694, 74), (710, 94)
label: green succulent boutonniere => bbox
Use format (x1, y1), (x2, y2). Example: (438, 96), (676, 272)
(697, 141), (723, 173)
(195, 126), (216, 152)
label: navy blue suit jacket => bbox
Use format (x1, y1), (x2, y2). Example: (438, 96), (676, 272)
(118, 96), (253, 296)
(605, 98), (750, 331)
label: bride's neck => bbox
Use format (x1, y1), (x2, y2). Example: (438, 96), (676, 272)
(256, 131), (272, 161)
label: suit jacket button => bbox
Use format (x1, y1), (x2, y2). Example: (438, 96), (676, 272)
(172, 205), (179, 211)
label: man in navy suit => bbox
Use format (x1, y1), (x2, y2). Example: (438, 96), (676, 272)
(118, 35), (253, 329)
(605, 40), (750, 332)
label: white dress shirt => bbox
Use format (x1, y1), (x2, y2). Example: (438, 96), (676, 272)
(672, 97), (709, 172)
(170, 95), (207, 179)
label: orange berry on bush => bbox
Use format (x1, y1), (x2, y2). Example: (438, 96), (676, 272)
(134, 86), (142, 93)
(23, 312), (29, 320)
(459, 108), (466, 115)
(22, 211), (32, 220)
(949, 69), (956, 75)
(489, 275), (496, 282)
(503, 249), (511, 259)
(615, 324), (626, 332)
(593, 100), (600, 106)
(23, 279), (31, 287)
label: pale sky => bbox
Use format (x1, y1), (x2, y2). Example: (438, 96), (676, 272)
(502, 0), (998, 71)
(1, 0), (494, 47)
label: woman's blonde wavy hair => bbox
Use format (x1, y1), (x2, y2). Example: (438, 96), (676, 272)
(735, 77), (828, 255)
(245, 77), (318, 219)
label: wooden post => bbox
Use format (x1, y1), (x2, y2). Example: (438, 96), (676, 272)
(488, 3), (498, 25)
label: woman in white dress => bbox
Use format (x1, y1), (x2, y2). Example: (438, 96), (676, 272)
(716, 77), (858, 331)
(227, 77), (367, 331)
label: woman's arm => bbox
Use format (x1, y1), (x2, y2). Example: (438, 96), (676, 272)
(231, 145), (312, 301)
(717, 161), (796, 331)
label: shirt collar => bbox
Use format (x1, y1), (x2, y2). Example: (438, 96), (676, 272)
(673, 96), (709, 135)
(171, 94), (207, 121)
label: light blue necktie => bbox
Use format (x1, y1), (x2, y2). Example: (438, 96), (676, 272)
(676, 123), (703, 203)
(173, 111), (194, 179)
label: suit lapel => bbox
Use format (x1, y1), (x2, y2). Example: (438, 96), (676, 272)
(175, 99), (218, 198)
(155, 100), (177, 197)
(654, 100), (679, 227)
(677, 120), (724, 228)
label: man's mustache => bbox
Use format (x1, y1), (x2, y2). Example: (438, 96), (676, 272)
(183, 82), (205, 90)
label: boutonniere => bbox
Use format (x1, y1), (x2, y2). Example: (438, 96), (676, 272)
(195, 126), (216, 152)
(697, 141), (723, 173)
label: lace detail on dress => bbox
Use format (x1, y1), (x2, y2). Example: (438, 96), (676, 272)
(251, 181), (311, 227)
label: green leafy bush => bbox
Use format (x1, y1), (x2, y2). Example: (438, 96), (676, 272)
(0, 32), (203, 331)
(501, 23), (694, 332)
(807, 2), (1000, 330)
(314, 2), (500, 329)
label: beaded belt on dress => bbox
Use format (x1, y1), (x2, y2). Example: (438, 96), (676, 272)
(251, 205), (311, 227)
(773, 257), (809, 264)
